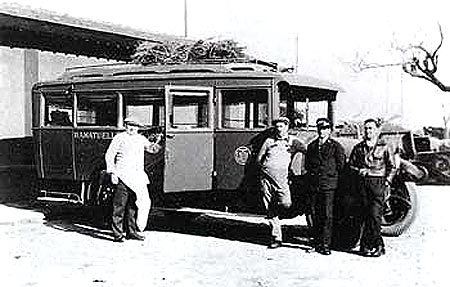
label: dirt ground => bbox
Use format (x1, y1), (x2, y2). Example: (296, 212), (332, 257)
(1, 185), (449, 287)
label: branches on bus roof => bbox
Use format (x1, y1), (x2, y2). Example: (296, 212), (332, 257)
(131, 39), (250, 65)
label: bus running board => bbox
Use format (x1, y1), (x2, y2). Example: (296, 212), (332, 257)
(37, 190), (83, 204)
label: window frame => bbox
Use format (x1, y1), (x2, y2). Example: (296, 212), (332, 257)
(41, 92), (74, 127)
(122, 90), (165, 128)
(74, 92), (119, 128)
(165, 86), (214, 132)
(217, 88), (270, 130)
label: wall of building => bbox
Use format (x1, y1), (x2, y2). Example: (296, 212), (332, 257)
(0, 47), (114, 201)
(0, 47), (26, 139)
(0, 47), (113, 139)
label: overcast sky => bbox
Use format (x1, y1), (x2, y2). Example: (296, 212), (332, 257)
(6, 0), (450, 129)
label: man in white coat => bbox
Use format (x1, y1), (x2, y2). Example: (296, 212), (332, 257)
(105, 117), (162, 242)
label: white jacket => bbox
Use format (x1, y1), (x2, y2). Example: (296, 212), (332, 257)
(105, 131), (161, 231)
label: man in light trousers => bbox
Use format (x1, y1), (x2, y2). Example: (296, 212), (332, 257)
(257, 117), (305, 249)
(105, 117), (162, 242)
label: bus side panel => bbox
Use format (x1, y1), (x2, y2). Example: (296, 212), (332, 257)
(40, 129), (74, 180)
(73, 136), (113, 181)
(215, 131), (260, 191)
(164, 132), (214, 192)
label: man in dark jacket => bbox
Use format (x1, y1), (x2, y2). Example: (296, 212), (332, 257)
(305, 118), (346, 255)
(348, 118), (396, 257)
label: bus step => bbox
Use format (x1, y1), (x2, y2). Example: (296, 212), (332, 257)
(37, 190), (82, 204)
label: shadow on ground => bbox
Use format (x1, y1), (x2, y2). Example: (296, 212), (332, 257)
(149, 209), (313, 249)
(1, 200), (47, 213)
(38, 204), (312, 249)
(2, 200), (360, 254)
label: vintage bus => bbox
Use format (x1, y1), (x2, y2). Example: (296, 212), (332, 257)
(32, 59), (421, 237)
(32, 60), (339, 208)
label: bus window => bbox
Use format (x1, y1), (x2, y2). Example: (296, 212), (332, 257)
(124, 92), (164, 127)
(221, 89), (268, 129)
(280, 100), (327, 128)
(44, 93), (73, 126)
(171, 95), (208, 129)
(301, 101), (328, 127)
(77, 93), (117, 127)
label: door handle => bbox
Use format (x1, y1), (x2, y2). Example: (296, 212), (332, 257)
(166, 134), (175, 139)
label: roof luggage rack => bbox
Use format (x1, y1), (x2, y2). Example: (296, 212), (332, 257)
(64, 58), (279, 72)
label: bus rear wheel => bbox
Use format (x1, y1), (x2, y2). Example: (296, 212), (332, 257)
(86, 171), (114, 226)
(85, 171), (114, 207)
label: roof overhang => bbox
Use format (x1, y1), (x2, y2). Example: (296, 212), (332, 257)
(0, 3), (188, 61)
(276, 73), (343, 102)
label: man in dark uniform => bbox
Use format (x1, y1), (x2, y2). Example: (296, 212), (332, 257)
(305, 118), (346, 255)
(349, 118), (396, 257)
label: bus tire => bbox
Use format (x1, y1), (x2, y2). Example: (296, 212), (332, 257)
(381, 182), (418, 237)
(86, 171), (114, 226)
(413, 163), (430, 184)
(86, 171), (114, 206)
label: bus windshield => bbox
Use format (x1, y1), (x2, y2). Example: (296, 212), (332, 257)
(280, 99), (329, 129)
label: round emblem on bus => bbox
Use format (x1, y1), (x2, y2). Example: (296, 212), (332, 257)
(234, 146), (251, 166)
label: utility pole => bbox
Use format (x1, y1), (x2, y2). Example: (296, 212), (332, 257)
(184, 0), (188, 38)
(400, 69), (404, 126)
(296, 35), (299, 72)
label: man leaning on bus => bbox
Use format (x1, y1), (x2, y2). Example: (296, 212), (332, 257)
(257, 117), (306, 249)
(105, 117), (162, 242)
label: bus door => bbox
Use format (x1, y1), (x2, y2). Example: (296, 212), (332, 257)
(164, 86), (214, 192)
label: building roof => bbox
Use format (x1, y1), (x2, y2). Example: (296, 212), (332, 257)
(0, 3), (188, 60)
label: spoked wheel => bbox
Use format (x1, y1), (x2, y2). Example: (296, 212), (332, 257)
(430, 154), (450, 183)
(86, 171), (114, 227)
(381, 182), (418, 236)
(86, 171), (114, 207)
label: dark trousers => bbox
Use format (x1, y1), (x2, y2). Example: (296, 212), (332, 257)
(359, 176), (385, 249)
(311, 189), (335, 247)
(111, 180), (139, 239)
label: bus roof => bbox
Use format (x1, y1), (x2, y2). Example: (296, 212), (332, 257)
(37, 61), (342, 94)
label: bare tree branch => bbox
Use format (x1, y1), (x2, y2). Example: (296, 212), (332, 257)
(354, 61), (406, 71)
(432, 24), (444, 59)
(355, 23), (450, 92)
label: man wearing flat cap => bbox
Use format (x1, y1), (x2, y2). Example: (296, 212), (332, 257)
(105, 116), (162, 242)
(257, 117), (306, 248)
(305, 117), (346, 255)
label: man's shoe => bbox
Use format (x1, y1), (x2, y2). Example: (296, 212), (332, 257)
(268, 241), (282, 249)
(126, 233), (145, 241)
(113, 236), (124, 243)
(315, 245), (331, 255)
(360, 246), (373, 257)
(372, 246), (386, 257)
